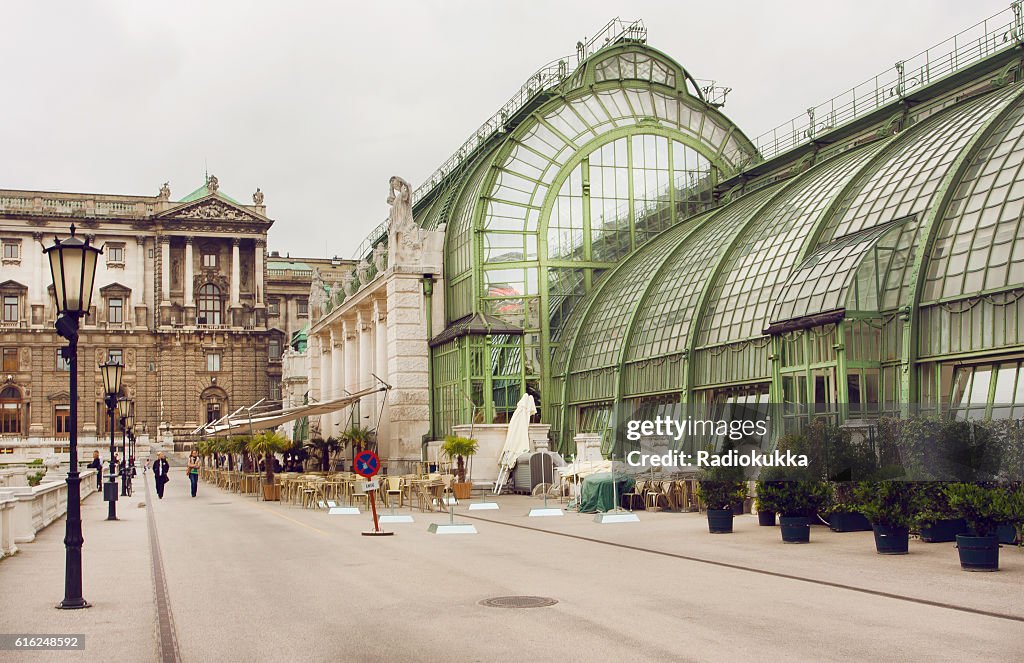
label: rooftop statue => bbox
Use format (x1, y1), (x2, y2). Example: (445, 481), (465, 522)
(207, 174), (219, 193)
(158, 182), (170, 200)
(253, 187), (264, 206)
(387, 175), (422, 267)
(308, 267), (328, 321)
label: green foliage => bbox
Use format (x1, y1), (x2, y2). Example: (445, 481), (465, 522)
(887, 416), (1004, 481)
(27, 458), (43, 466)
(697, 464), (748, 510)
(341, 425), (375, 453)
(304, 437), (342, 472)
(755, 475), (829, 517)
(442, 435), (479, 483)
(822, 482), (858, 516)
(754, 480), (786, 514)
(852, 481), (923, 529)
(914, 482), (958, 527)
(944, 483), (1024, 537)
(248, 430), (290, 484)
(778, 419), (879, 481)
(27, 471), (46, 487)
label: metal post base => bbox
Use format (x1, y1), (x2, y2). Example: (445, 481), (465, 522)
(379, 514), (415, 523)
(427, 523), (477, 534)
(468, 502), (499, 511)
(528, 508), (564, 517)
(361, 530), (395, 536)
(328, 507), (361, 515)
(56, 599), (91, 610)
(594, 511), (640, 523)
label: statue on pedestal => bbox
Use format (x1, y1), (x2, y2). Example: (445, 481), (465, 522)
(386, 176), (422, 267)
(308, 268), (328, 321)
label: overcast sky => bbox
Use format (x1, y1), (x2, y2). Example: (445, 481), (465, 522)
(1, 0), (1006, 258)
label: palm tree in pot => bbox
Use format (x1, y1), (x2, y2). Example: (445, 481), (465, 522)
(247, 430), (290, 501)
(305, 436), (343, 473)
(442, 435), (478, 500)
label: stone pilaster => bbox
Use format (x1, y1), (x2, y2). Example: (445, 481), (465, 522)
(384, 273), (430, 472)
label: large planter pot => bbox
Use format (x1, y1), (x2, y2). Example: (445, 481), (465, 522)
(919, 518), (968, 543)
(872, 525), (909, 554)
(707, 508), (735, 534)
(996, 523), (1018, 545)
(779, 516), (810, 543)
(452, 482), (473, 500)
(757, 510), (776, 527)
(956, 535), (1000, 571)
(262, 484), (281, 501)
(827, 510), (872, 533)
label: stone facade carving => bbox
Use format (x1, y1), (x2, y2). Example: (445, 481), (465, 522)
(356, 259), (371, 284)
(174, 200), (252, 222)
(386, 176), (422, 267)
(372, 242), (387, 272)
(341, 271), (358, 296)
(308, 268), (328, 321)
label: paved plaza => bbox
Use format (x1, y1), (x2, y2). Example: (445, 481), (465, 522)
(1, 470), (1022, 662)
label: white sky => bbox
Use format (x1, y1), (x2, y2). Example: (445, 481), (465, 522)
(0, 0), (1006, 258)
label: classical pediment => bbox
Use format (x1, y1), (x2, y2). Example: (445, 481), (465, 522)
(99, 281), (132, 295)
(159, 196), (264, 223)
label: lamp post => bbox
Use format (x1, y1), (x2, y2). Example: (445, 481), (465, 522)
(99, 360), (123, 520)
(126, 406), (135, 477)
(117, 398), (131, 496)
(45, 223), (100, 610)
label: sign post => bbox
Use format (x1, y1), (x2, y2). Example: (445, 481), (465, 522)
(355, 450), (392, 537)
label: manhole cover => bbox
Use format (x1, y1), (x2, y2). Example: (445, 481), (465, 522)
(480, 596), (558, 609)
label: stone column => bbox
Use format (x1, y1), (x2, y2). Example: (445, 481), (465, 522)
(359, 307), (373, 396)
(135, 237), (147, 327)
(31, 232), (43, 325)
(373, 299), (390, 454)
(183, 238), (195, 320)
(330, 326), (344, 437)
(254, 239), (265, 307)
(159, 237), (170, 304)
(229, 238), (241, 326)
(344, 318), (359, 424)
(319, 333), (332, 440)
(385, 274), (431, 473)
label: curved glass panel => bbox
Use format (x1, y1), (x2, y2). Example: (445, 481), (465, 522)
(594, 51), (678, 88)
(823, 86), (1017, 241)
(624, 186), (780, 363)
(923, 95), (1024, 301)
(698, 141), (885, 347)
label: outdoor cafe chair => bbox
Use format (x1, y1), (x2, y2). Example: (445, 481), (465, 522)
(384, 476), (404, 508)
(622, 479), (647, 511)
(644, 480), (663, 511)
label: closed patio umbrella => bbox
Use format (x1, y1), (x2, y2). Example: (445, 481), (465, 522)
(494, 393), (535, 494)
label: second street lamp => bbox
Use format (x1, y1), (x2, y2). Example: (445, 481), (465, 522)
(99, 360), (123, 520)
(117, 398), (131, 496)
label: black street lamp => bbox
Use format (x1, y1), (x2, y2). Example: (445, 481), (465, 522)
(117, 398), (131, 496)
(99, 360), (123, 520)
(45, 223), (100, 610)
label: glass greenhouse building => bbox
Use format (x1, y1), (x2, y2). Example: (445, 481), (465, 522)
(364, 13), (1024, 453)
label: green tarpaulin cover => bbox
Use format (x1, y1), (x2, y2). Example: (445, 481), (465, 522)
(578, 472), (635, 513)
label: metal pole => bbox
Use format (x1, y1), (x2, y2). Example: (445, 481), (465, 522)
(58, 312), (89, 609)
(106, 396), (117, 521)
(120, 421), (128, 496)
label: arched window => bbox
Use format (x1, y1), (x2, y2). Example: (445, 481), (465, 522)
(197, 284), (222, 325)
(0, 386), (22, 435)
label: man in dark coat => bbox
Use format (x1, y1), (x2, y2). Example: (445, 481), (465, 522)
(87, 450), (103, 490)
(152, 452), (170, 499)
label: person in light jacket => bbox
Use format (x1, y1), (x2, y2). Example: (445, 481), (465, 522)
(186, 450), (200, 498)
(152, 452), (170, 499)
(87, 451), (102, 490)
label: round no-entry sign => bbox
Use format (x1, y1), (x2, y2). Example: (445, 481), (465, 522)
(354, 450), (380, 478)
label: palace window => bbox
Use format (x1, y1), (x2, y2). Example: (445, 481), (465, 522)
(2, 348), (17, 372)
(54, 404), (70, 437)
(207, 353), (221, 372)
(2, 295), (18, 323)
(198, 284), (223, 325)
(269, 338), (281, 361)
(297, 298), (308, 317)
(268, 299), (280, 316)
(206, 400), (221, 425)
(106, 243), (125, 265)
(0, 386), (22, 435)
(2, 240), (19, 261)
(108, 297), (123, 324)
(202, 252), (217, 268)
(56, 348), (70, 371)
(108, 348), (123, 365)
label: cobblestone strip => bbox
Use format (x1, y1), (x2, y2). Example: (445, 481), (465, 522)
(144, 478), (183, 663)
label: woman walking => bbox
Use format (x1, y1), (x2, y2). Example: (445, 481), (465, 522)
(187, 449), (201, 498)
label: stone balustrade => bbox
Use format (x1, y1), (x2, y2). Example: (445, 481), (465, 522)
(0, 469), (98, 555)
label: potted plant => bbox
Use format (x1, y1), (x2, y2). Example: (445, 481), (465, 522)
(822, 482), (872, 532)
(305, 436), (343, 473)
(696, 465), (748, 533)
(945, 483), (1023, 571)
(915, 482), (968, 543)
(767, 480), (830, 543)
(754, 479), (783, 526)
(853, 481), (922, 554)
(247, 429), (290, 501)
(441, 435), (478, 500)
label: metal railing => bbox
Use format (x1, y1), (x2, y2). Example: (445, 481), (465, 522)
(351, 17), (648, 259)
(752, 3), (1024, 162)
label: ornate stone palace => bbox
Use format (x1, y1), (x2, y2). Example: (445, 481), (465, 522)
(0, 177), (347, 457)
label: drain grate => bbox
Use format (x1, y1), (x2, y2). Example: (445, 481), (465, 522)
(480, 596), (558, 609)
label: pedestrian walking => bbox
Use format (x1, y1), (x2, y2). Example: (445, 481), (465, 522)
(87, 451), (102, 490)
(186, 449), (200, 497)
(152, 452), (170, 499)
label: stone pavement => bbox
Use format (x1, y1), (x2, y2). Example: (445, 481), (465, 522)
(1, 470), (1022, 662)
